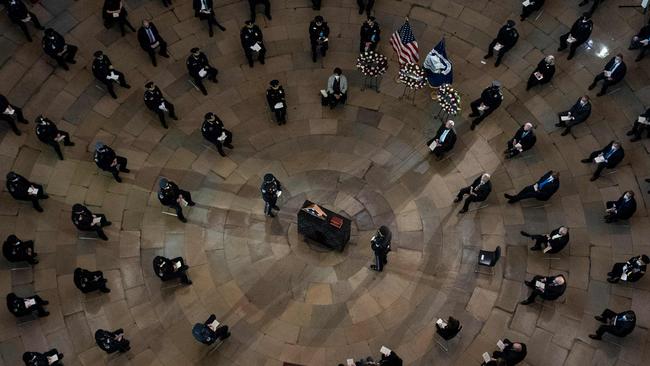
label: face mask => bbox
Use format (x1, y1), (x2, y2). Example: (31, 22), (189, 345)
(334, 75), (339, 80)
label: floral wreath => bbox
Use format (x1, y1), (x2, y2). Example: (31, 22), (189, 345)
(398, 62), (426, 89)
(356, 51), (388, 77)
(437, 84), (461, 115)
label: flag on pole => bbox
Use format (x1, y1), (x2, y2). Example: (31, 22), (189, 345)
(423, 38), (453, 87)
(390, 20), (419, 65)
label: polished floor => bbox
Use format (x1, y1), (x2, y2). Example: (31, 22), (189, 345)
(1, 0), (650, 365)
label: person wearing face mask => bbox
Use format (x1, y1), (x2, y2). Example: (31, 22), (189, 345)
(22, 349), (64, 366)
(6, 172), (48, 212)
(3, 235), (38, 264)
(158, 178), (196, 223)
(626, 107), (650, 142)
(426, 120), (457, 160)
(555, 95), (591, 136)
(144, 82), (177, 129)
(0, 94), (28, 136)
(73, 267), (110, 293)
(484, 20), (518, 67)
(504, 171), (560, 203)
(241, 20), (266, 67)
(192, 314), (231, 345)
(454, 173), (491, 214)
(92, 51), (131, 99)
(469, 81), (503, 130)
(607, 255), (648, 284)
(153, 255), (192, 284)
(186, 47), (219, 96)
(34, 115), (74, 160)
(526, 55), (555, 91)
(520, 274), (566, 305)
(95, 329), (130, 353)
(137, 20), (170, 67)
(604, 191), (636, 223)
(309, 16), (330, 63)
(7, 293), (50, 317)
(193, 0), (226, 37)
(248, 0), (271, 22)
(629, 20), (650, 62)
(370, 226), (391, 272)
(558, 13), (593, 60)
(589, 54), (626, 96)
(325, 68), (347, 108)
(266, 80), (287, 125)
(94, 142), (130, 183)
(360, 17), (380, 53)
(42, 28), (78, 71)
(505, 123), (536, 159)
(520, 0), (544, 21)
(260, 173), (282, 217)
(102, 0), (135, 36)
(589, 309), (636, 340)
(71, 203), (111, 240)
(201, 112), (234, 157)
(357, 0), (375, 16)
(580, 141), (625, 181)
(4, 0), (44, 42)
(520, 226), (569, 253)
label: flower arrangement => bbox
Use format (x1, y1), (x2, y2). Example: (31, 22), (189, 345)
(398, 62), (426, 89)
(356, 51), (388, 77)
(437, 84), (461, 115)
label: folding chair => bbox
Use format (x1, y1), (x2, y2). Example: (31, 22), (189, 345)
(475, 246), (501, 275)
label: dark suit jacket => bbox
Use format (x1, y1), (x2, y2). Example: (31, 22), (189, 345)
(92, 56), (113, 81)
(522, 0), (544, 11)
(186, 53), (212, 79)
(6, 173), (33, 200)
(511, 126), (536, 151)
(547, 228), (569, 253)
(481, 86), (503, 110)
(567, 99), (591, 124)
(622, 256), (647, 282)
(426, 125), (456, 152)
(468, 175), (492, 202)
(611, 311), (636, 337)
(594, 141), (624, 168)
(602, 58), (627, 83)
(495, 25), (519, 49)
(144, 86), (164, 110)
(534, 171), (559, 201)
(5, 0), (29, 22)
(309, 21), (330, 44)
(193, 0), (214, 15)
(137, 24), (163, 51)
(42, 32), (66, 57)
(533, 275), (566, 300)
(495, 339), (527, 366)
(533, 59), (555, 84)
(569, 18), (593, 43)
(360, 22), (380, 44)
(613, 195), (636, 220)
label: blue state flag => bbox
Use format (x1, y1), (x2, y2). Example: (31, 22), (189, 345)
(423, 39), (453, 87)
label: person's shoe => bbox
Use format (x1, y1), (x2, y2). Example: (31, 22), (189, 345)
(560, 129), (570, 136)
(223, 332), (231, 339)
(524, 280), (533, 287)
(219, 25), (226, 31)
(370, 265), (378, 271)
(188, 201), (196, 206)
(358, 8), (364, 14)
(42, 195), (49, 199)
(588, 334), (601, 340)
(579, 0), (588, 6)
(35, 206), (44, 212)
(626, 130), (635, 136)
(170, 114), (179, 120)
(14, 130), (22, 136)
(645, 178), (650, 183)
(504, 193), (514, 200)
(606, 278), (619, 283)
(520, 300), (533, 305)
(160, 52), (170, 58)
(494, 61), (500, 67)
(530, 246), (541, 251)
(607, 272), (613, 276)
(554, 122), (564, 127)
(209, 30), (214, 37)
(520, 230), (531, 237)
(100, 287), (111, 293)
(38, 311), (50, 317)
(596, 91), (605, 97)
(590, 175), (598, 181)
(184, 280), (193, 285)
(179, 216), (187, 223)
(64, 141), (75, 146)
(259, 59), (265, 65)
(595, 315), (606, 322)
(580, 158), (591, 163)
(123, 84), (131, 89)
(268, 212), (275, 217)
(105, 221), (112, 226)
(115, 176), (122, 183)
(29, 259), (39, 265)
(273, 205), (280, 210)
(453, 197), (462, 203)
(520, 16), (526, 22)
(588, 83), (596, 90)
(470, 123), (476, 131)
(630, 137), (641, 142)
(635, 55), (643, 62)
(224, 143), (233, 149)
(265, 13), (272, 20)
(483, 54), (491, 59)
(468, 113), (479, 118)
(121, 168), (130, 173)
(41, 300), (49, 305)
(557, 46), (566, 51)
(458, 208), (468, 214)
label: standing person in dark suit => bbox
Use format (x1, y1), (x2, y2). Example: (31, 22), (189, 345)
(153, 256), (192, 284)
(144, 82), (177, 129)
(241, 20), (266, 67)
(42, 28), (78, 71)
(454, 173), (491, 214)
(325, 68), (348, 108)
(92, 51), (131, 99)
(558, 13), (593, 60)
(260, 173), (282, 217)
(266, 80), (287, 125)
(359, 16), (380, 53)
(629, 20), (650, 61)
(520, 0), (544, 21)
(94, 142), (130, 183)
(3, 235), (38, 264)
(193, 314), (231, 345)
(193, 0), (226, 37)
(0, 94), (28, 135)
(309, 16), (329, 63)
(469, 81), (503, 130)
(604, 191), (636, 223)
(484, 20), (519, 67)
(357, 0), (375, 16)
(579, 0), (604, 15)
(426, 120), (457, 160)
(6, 172), (48, 212)
(186, 47), (218, 96)
(71, 204), (111, 241)
(589, 309), (636, 340)
(589, 54), (626, 96)
(248, 0), (271, 22)
(370, 225), (391, 272)
(520, 274), (566, 304)
(607, 255), (648, 283)
(526, 55), (555, 90)
(581, 141), (624, 181)
(3, 0), (44, 42)
(201, 112), (233, 157)
(73, 268), (110, 293)
(520, 226), (569, 253)
(490, 339), (527, 365)
(505, 171), (560, 203)
(23, 349), (63, 366)
(505, 123), (536, 159)
(6, 293), (49, 317)
(35, 115), (74, 160)
(137, 20), (170, 67)
(102, 0), (135, 36)
(95, 329), (130, 353)
(626, 107), (650, 142)
(555, 95), (591, 136)
(158, 178), (195, 223)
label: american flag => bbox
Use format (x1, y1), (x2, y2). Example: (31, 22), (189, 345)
(390, 21), (419, 64)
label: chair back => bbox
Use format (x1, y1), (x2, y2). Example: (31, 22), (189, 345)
(491, 246), (501, 266)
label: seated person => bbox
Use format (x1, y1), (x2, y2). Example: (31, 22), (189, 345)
(526, 55), (554, 90)
(628, 19), (650, 61)
(588, 54), (627, 97)
(192, 314), (231, 345)
(607, 255), (648, 283)
(74, 268), (110, 293)
(520, 274), (566, 305)
(153, 256), (192, 284)
(555, 95), (591, 136)
(158, 178), (196, 223)
(23, 349), (64, 366)
(454, 173), (491, 214)
(201, 112), (233, 157)
(504, 171), (559, 203)
(6, 293), (49, 317)
(94, 142), (130, 183)
(324, 67), (347, 109)
(435, 316), (462, 340)
(487, 339), (527, 366)
(3, 235), (38, 264)
(520, 0), (544, 21)
(35, 115), (74, 160)
(380, 349), (402, 366)
(71, 204), (111, 241)
(589, 309), (636, 340)
(604, 191), (636, 223)
(6, 171), (49, 212)
(95, 328), (130, 353)
(426, 120), (456, 160)
(505, 122), (536, 158)
(520, 226), (569, 253)
(580, 141), (624, 181)
(626, 107), (650, 142)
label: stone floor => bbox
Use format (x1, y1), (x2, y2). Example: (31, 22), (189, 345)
(1, 0), (650, 365)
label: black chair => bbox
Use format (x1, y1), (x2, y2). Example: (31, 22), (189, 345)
(476, 245), (501, 275)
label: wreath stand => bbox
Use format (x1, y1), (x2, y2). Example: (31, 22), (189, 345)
(434, 84), (461, 122)
(361, 75), (382, 92)
(356, 51), (388, 93)
(397, 63), (426, 105)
